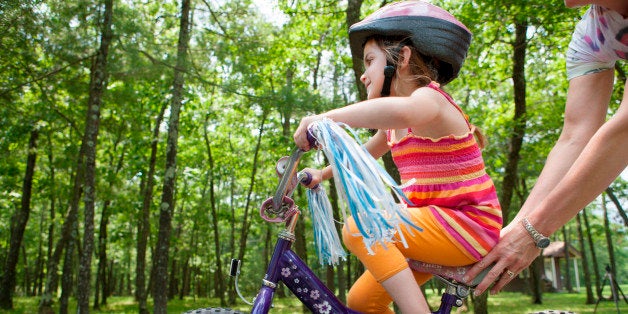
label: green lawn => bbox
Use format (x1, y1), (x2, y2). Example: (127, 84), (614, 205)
(2, 288), (627, 313)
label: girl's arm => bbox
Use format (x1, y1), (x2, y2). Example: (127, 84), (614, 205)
(294, 88), (441, 151)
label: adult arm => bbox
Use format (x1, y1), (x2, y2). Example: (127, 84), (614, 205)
(464, 78), (628, 295)
(564, 0), (628, 15)
(512, 70), (613, 222)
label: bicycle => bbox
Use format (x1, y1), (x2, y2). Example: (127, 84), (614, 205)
(186, 124), (492, 314)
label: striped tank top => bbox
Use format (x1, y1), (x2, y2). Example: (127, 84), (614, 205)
(387, 84), (502, 260)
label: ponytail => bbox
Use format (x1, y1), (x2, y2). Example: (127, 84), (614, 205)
(471, 125), (487, 150)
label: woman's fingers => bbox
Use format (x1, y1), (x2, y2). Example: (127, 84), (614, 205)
(464, 224), (542, 296)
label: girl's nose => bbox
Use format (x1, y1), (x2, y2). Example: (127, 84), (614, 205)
(360, 73), (367, 84)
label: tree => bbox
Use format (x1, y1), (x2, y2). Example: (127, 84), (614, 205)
(76, 0), (114, 311)
(576, 212), (595, 304)
(582, 207), (603, 299)
(602, 194), (618, 281)
(152, 0), (191, 311)
(136, 102), (167, 314)
(0, 127), (39, 309)
(562, 226), (573, 292)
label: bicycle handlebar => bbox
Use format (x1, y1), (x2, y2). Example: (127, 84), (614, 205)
(271, 130), (319, 210)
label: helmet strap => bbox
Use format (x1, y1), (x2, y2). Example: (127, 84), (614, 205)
(380, 43), (404, 97)
(381, 64), (394, 97)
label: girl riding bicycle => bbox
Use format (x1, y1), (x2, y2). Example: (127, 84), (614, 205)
(293, 1), (503, 313)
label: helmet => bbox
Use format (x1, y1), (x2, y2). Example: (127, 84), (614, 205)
(348, 1), (472, 84)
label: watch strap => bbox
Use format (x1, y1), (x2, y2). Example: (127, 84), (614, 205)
(521, 217), (550, 248)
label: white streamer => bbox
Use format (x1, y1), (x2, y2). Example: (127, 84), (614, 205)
(307, 118), (422, 256)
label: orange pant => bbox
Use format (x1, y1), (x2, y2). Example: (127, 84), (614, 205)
(342, 206), (476, 313)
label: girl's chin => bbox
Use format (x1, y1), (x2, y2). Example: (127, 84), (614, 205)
(366, 89), (380, 99)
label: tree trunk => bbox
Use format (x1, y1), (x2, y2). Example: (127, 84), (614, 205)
(471, 18), (530, 314)
(152, 0), (190, 311)
(60, 229), (79, 314)
(499, 19), (528, 222)
(0, 127), (38, 309)
(226, 174), (236, 301)
(582, 208), (602, 298)
(346, 0), (366, 101)
(562, 227), (573, 292)
(576, 212), (595, 304)
(94, 200), (111, 306)
(39, 134), (59, 314)
(34, 201), (46, 296)
(529, 256), (544, 304)
(168, 253), (179, 299)
(40, 156), (84, 314)
(605, 187), (628, 227)
(21, 245), (31, 296)
(602, 194), (618, 280)
(471, 293), (488, 314)
(203, 113), (227, 306)
(76, 0), (114, 312)
(136, 102), (167, 314)
(93, 140), (126, 309)
(94, 200), (111, 309)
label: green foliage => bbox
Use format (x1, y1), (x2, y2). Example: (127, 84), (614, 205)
(0, 0), (625, 311)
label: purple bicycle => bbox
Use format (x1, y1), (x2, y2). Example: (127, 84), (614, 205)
(186, 142), (492, 314)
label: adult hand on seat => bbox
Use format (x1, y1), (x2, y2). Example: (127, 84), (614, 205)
(462, 222), (542, 295)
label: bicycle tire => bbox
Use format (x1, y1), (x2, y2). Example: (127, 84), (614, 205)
(183, 307), (243, 314)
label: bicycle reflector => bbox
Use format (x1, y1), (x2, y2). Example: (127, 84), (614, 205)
(230, 259), (241, 277)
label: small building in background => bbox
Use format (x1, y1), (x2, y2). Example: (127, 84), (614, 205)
(542, 241), (582, 292)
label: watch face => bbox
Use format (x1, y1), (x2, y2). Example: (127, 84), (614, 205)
(537, 238), (550, 249)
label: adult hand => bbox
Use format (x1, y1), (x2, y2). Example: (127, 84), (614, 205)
(293, 115), (322, 151)
(463, 221), (543, 295)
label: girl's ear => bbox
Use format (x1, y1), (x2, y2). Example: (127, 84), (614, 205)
(399, 45), (412, 68)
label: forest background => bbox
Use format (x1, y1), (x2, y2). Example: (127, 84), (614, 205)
(0, 0), (626, 313)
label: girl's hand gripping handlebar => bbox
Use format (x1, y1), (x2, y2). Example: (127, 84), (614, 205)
(260, 131), (318, 222)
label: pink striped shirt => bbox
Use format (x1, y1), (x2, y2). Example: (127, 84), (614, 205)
(388, 84), (502, 260)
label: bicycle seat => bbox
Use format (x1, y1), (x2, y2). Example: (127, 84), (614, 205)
(407, 260), (494, 288)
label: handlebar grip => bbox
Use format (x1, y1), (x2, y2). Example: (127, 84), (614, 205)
(300, 171), (313, 186)
(299, 171), (320, 190)
(306, 130), (318, 149)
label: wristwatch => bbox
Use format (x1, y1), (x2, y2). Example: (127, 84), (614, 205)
(521, 217), (550, 249)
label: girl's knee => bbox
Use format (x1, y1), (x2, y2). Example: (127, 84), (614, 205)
(346, 278), (394, 314)
(342, 216), (362, 252)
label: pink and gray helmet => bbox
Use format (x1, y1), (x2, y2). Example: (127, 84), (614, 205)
(348, 0), (472, 84)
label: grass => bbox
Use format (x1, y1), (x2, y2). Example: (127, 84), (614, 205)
(2, 287), (626, 313)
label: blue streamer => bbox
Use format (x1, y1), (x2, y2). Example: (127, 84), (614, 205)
(308, 118), (422, 255)
(306, 185), (347, 265)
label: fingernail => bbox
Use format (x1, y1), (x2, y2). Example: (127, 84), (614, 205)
(462, 276), (468, 283)
(473, 290), (481, 297)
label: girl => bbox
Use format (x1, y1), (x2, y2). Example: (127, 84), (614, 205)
(293, 1), (502, 313)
